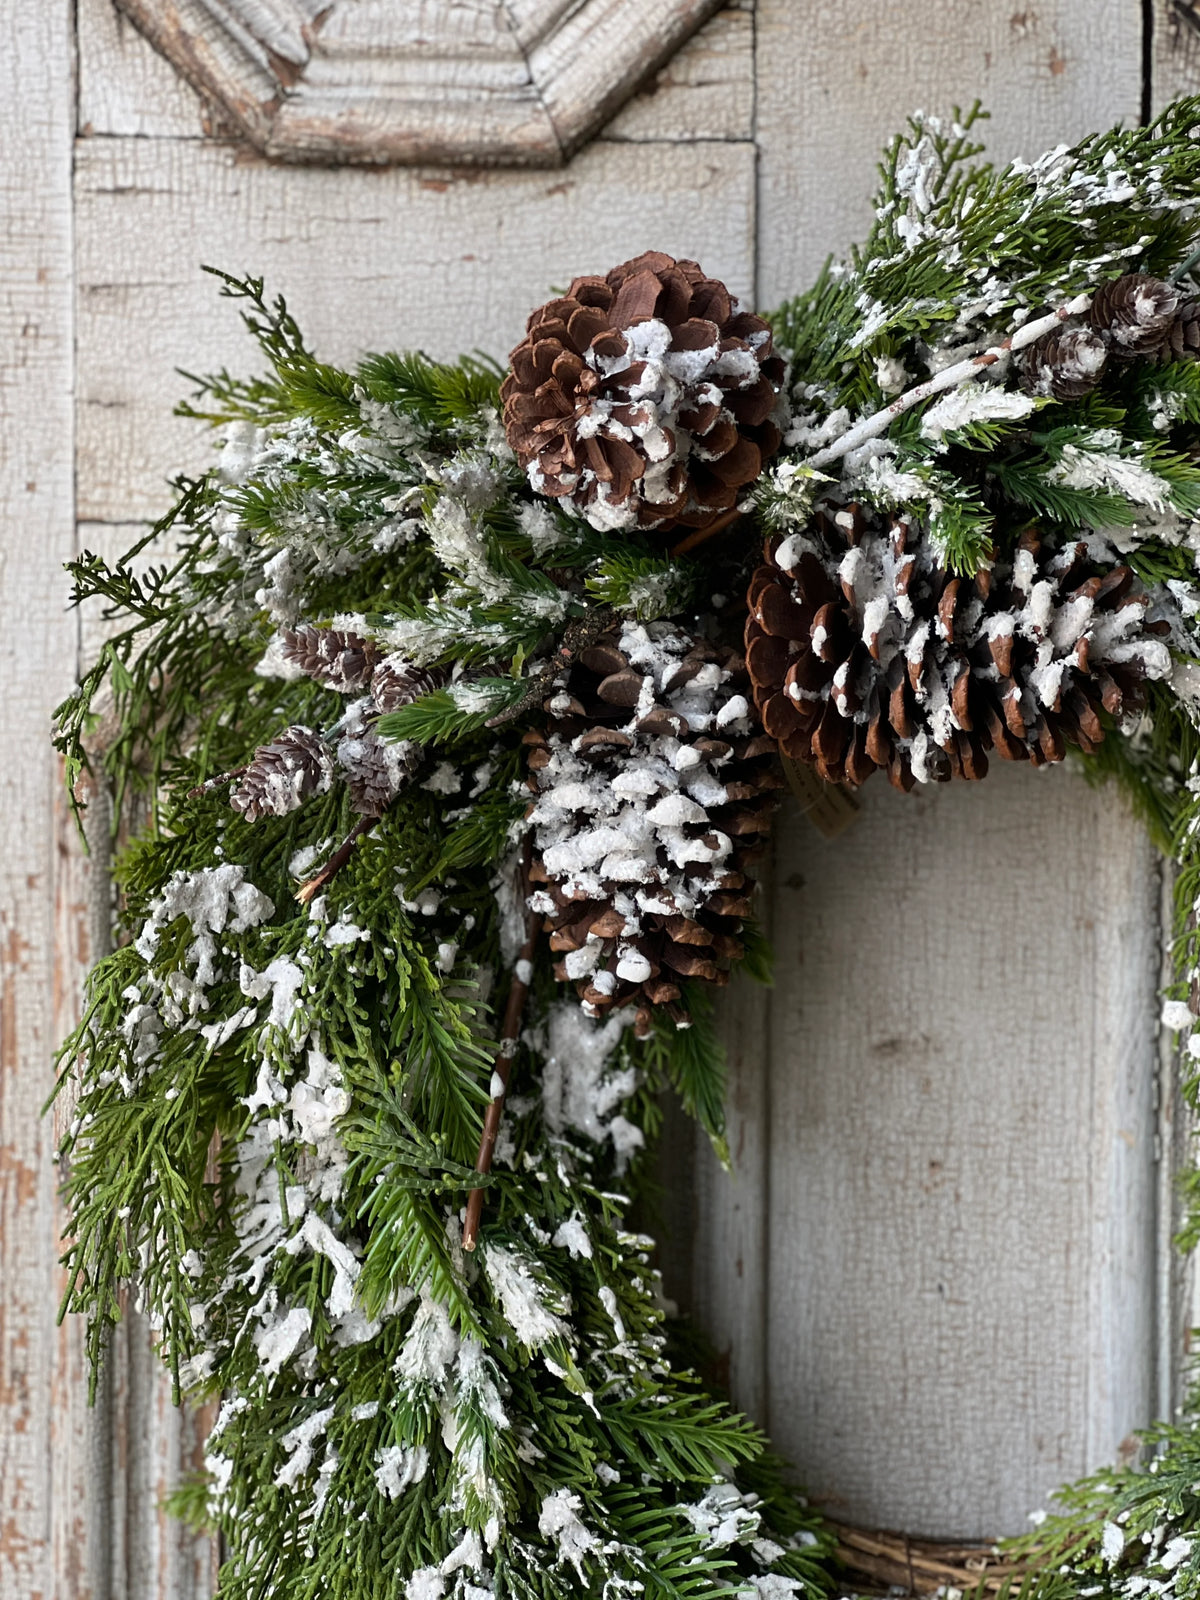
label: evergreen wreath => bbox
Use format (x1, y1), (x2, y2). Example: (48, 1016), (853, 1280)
(54, 96), (1200, 1600)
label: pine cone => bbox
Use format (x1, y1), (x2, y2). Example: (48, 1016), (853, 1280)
(1089, 273), (1182, 357)
(501, 252), (786, 534)
(370, 656), (446, 715)
(231, 726), (333, 822)
(338, 726), (419, 817)
(282, 624), (379, 692)
(525, 620), (782, 1033)
(1147, 298), (1200, 363)
(1021, 325), (1108, 399)
(744, 503), (1172, 791)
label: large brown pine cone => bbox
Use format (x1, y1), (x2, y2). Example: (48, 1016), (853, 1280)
(1089, 273), (1182, 357)
(501, 252), (786, 534)
(524, 620), (782, 1033)
(745, 503), (1173, 791)
(231, 726), (333, 821)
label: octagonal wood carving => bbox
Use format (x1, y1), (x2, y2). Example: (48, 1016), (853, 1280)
(114, 0), (727, 166)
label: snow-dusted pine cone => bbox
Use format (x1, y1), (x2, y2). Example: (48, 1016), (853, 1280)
(1089, 273), (1182, 358)
(370, 657), (446, 715)
(1147, 298), (1200, 364)
(745, 503), (1172, 790)
(283, 624), (379, 691)
(337, 725), (419, 817)
(524, 620), (782, 1032)
(501, 252), (786, 534)
(231, 726), (333, 821)
(1021, 325), (1108, 399)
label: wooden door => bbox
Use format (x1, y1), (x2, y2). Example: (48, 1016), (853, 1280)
(3, 1), (1198, 1591)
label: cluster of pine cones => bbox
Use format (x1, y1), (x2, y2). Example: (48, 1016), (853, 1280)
(218, 253), (1199, 1036)
(1023, 272), (1200, 399)
(230, 626), (441, 822)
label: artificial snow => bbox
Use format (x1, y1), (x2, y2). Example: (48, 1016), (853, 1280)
(537, 1490), (599, 1576)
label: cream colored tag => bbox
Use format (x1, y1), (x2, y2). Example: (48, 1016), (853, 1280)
(781, 757), (861, 839)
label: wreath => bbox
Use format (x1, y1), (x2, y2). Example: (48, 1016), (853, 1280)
(56, 98), (1200, 1600)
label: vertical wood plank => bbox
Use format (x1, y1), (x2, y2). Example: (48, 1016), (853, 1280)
(691, 879), (772, 1425)
(1152, 0), (1200, 109)
(759, 765), (1160, 1539)
(0, 5), (77, 1596)
(755, 0), (1144, 309)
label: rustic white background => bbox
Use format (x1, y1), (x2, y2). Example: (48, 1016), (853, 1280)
(4, 1), (1200, 1591)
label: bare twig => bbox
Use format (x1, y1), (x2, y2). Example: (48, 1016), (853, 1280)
(295, 815), (377, 904)
(668, 506), (743, 558)
(463, 840), (540, 1252)
(807, 292), (1094, 470)
(186, 764), (247, 799)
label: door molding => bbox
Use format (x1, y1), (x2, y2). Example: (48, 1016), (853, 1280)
(112, 0), (726, 165)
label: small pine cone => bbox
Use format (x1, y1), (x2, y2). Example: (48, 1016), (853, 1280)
(370, 656), (446, 715)
(525, 619), (784, 1030)
(231, 726), (333, 822)
(1147, 298), (1200, 364)
(501, 251), (786, 534)
(338, 727), (419, 817)
(282, 624), (379, 692)
(1089, 273), (1182, 358)
(1020, 325), (1108, 399)
(744, 503), (1172, 791)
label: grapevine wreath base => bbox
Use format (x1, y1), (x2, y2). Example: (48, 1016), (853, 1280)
(56, 99), (1200, 1600)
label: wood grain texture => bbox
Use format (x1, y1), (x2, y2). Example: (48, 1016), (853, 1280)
(755, 0), (1143, 308)
(601, 2), (752, 144)
(1152, 0), (1200, 107)
(0, 7), (78, 1595)
(108, 0), (727, 165)
(752, 764), (1161, 1539)
(73, 133), (756, 523)
(78, 0), (224, 142)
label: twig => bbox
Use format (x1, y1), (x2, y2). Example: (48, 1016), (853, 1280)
(669, 506), (743, 558)
(807, 292), (1094, 470)
(484, 608), (617, 730)
(186, 764), (247, 799)
(295, 815), (377, 904)
(463, 841), (541, 1252)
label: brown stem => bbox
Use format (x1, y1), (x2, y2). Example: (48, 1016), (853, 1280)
(484, 607), (618, 730)
(295, 815), (377, 904)
(668, 507), (743, 558)
(463, 845), (541, 1252)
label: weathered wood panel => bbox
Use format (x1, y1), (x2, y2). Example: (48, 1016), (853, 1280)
(697, 764), (1163, 1540)
(755, 0), (1144, 307)
(78, 1), (756, 164)
(73, 133), (756, 523)
(0, 8), (79, 1596)
(107, 0), (728, 164)
(1152, 0), (1200, 107)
